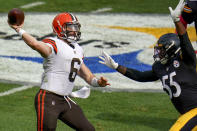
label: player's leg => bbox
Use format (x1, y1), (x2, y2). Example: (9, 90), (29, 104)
(169, 108), (197, 131)
(59, 98), (95, 131)
(35, 90), (60, 131)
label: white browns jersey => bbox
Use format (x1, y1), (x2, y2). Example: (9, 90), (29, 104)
(41, 37), (84, 96)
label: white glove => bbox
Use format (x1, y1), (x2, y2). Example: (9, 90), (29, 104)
(169, 0), (185, 22)
(99, 51), (118, 69)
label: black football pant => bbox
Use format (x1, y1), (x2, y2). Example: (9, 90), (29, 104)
(35, 89), (95, 131)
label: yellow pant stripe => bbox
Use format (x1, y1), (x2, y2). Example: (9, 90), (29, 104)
(192, 126), (197, 131)
(170, 108), (197, 131)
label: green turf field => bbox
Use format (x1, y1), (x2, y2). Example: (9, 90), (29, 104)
(0, 0), (179, 13)
(0, 83), (179, 131)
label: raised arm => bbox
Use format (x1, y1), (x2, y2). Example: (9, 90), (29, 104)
(169, 0), (196, 66)
(169, 0), (186, 35)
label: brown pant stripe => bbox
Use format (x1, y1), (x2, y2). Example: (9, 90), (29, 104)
(41, 91), (46, 131)
(37, 90), (42, 131)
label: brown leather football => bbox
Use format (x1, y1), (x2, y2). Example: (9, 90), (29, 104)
(8, 8), (24, 25)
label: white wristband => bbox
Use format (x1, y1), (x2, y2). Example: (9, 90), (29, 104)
(18, 29), (26, 37)
(91, 77), (99, 87)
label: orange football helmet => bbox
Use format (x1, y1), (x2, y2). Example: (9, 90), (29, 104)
(52, 12), (81, 42)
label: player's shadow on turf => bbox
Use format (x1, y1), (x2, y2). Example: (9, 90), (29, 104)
(96, 112), (176, 131)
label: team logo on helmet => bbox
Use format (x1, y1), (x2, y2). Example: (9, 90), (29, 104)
(173, 60), (180, 68)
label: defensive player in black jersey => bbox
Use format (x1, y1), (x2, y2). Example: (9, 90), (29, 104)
(99, 0), (197, 130)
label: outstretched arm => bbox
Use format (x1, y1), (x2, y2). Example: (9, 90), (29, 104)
(117, 65), (159, 82)
(99, 51), (159, 82)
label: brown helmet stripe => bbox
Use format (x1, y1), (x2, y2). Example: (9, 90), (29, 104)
(68, 13), (77, 21)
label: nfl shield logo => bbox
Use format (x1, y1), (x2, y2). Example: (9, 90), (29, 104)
(173, 60), (180, 68)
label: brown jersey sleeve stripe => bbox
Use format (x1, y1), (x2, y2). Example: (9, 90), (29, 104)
(42, 39), (57, 50)
(42, 39), (58, 54)
(42, 39), (56, 48)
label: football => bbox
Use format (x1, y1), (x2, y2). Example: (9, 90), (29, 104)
(8, 8), (25, 25)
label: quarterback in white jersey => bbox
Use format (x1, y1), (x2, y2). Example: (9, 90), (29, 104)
(41, 37), (84, 96)
(8, 12), (109, 131)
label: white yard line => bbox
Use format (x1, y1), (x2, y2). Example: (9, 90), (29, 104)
(0, 85), (34, 96)
(20, 2), (45, 9)
(91, 7), (112, 13)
